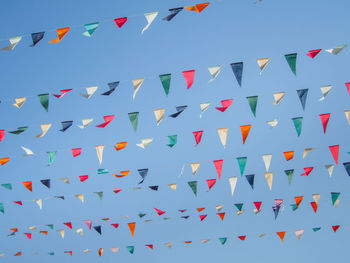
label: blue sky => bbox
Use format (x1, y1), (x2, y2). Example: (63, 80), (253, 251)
(0, 0), (349, 262)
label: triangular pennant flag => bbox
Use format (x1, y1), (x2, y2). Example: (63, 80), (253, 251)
(326, 45), (347, 55)
(13, 97), (26, 109)
(264, 172), (273, 190)
(273, 205), (281, 219)
(132, 78), (144, 100)
(78, 118), (93, 128)
(216, 99), (233, 112)
(319, 113), (331, 134)
(145, 244), (154, 250)
(20, 146), (33, 156)
(168, 184), (177, 191)
(93, 226), (102, 235)
(0, 130), (4, 143)
(182, 70), (195, 89)
(319, 85), (332, 101)
(14, 201), (22, 206)
(72, 148), (81, 157)
(57, 229), (65, 239)
(206, 179), (216, 190)
(64, 222), (72, 229)
(136, 138), (153, 149)
(113, 170), (130, 178)
(95, 145), (104, 164)
(301, 167), (314, 176)
(235, 203), (243, 212)
(38, 94), (49, 112)
(79, 175), (89, 182)
(164, 242), (172, 248)
(60, 177), (70, 184)
(40, 179), (50, 189)
(294, 230), (304, 240)
(84, 220), (92, 230)
(213, 160), (223, 180)
(344, 110), (350, 125)
(49, 27), (70, 43)
(307, 49), (322, 58)
(343, 162), (350, 176)
(294, 196), (303, 208)
(271, 92), (285, 105)
(83, 22), (99, 37)
(331, 192), (340, 206)
(217, 128), (228, 148)
(154, 109), (165, 126)
(238, 236), (246, 241)
(200, 102), (210, 118)
(96, 115), (114, 128)
(297, 89), (308, 110)
(208, 66), (222, 82)
(59, 121), (73, 132)
(47, 151), (56, 165)
(0, 157), (9, 166)
(312, 194), (321, 205)
(262, 154), (272, 171)
(149, 185), (158, 191)
(1, 184), (12, 190)
(102, 81), (119, 96)
(128, 112), (139, 132)
(245, 174), (255, 189)
(313, 227), (321, 232)
(94, 192), (103, 200)
(257, 57), (270, 74)
(193, 131), (203, 146)
(30, 32), (45, 46)
(332, 225), (340, 232)
(23, 181), (32, 192)
(141, 12), (158, 34)
(53, 88), (72, 98)
(267, 119), (278, 128)
(159, 73), (171, 96)
(230, 62), (243, 86)
(138, 168), (148, 184)
(292, 117), (303, 136)
(325, 164), (334, 177)
(303, 147), (315, 159)
(0, 203), (4, 213)
(199, 214), (207, 221)
(2, 36), (22, 50)
(190, 163), (200, 175)
(228, 177), (237, 196)
(46, 224), (54, 230)
(40, 230), (48, 235)
(219, 237), (227, 245)
(329, 145), (339, 165)
(76, 228), (84, 236)
(237, 157), (247, 176)
(33, 198), (42, 209)
(163, 7), (183, 21)
(114, 17), (127, 28)
(285, 53), (297, 75)
(283, 151), (294, 161)
(24, 233), (32, 239)
(154, 208), (165, 215)
(167, 135), (177, 147)
(35, 123), (52, 138)
(240, 125), (251, 144)
(254, 201), (262, 213)
(81, 86), (98, 99)
(114, 142), (127, 151)
(217, 212), (225, 221)
(74, 194), (84, 203)
(188, 181), (197, 196)
(246, 96), (258, 117)
(128, 222), (136, 237)
(97, 168), (109, 174)
(169, 105), (187, 118)
(184, 3), (210, 12)
(310, 202), (318, 213)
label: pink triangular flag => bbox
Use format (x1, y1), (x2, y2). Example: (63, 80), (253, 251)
(319, 113), (331, 134)
(213, 160), (223, 179)
(24, 233), (32, 239)
(79, 175), (89, 182)
(216, 99), (233, 112)
(53, 89), (72, 98)
(306, 49), (322, 59)
(72, 148), (82, 157)
(193, 131), (203, 146)
(199, 214), (207, 221)
(63, 222), (72, 229)
(329, 145), (339, 165)
(114, 17), (127, 28)
(182, 70), (195, 89)
(113, 188), (122, 194)
(346, 83), (350, 95)
(0, 130), (5, 142)
(96, 115), (115, 128)
(301, 167), (314, 176)
(254, 201), (262, 211)
(84, 220), (92, 229)
(206, 179), (216, 190)
(154, 208), (165, 215)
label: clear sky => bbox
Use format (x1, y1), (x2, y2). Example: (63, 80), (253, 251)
(0, 0), (349, 262)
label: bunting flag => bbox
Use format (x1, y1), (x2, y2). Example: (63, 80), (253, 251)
(235, 203), (244, 212)
(84, 220), (92, 229)
(285, 53), (297, 75)
(98, 248), (103, 257)
(72, 148), (81, 157)
(257, 57), (270, 74)
(319, 113), (331, 134)
(167, 135), (177, 147)
(114, 17), (127, 28)
(14, 251), (22, 256)
(343, 162), (350, 176)
(127, 246), (135, 254)
(154, 208), (165, 215)
(303, 147), (315, 159)
(53, 89), (72, 98)
(49, 27), (70, 43)
(102, 82), (119, 95)
(184, 3), (210, 12)
(332, 225), (340, 232)
(95, 145), (104, 164)
(128, 222), (136, 237)
(149, 185), (158, 191)
(230, 62), (243, 86)
(23, 181), (32, 192)
(295, 230), (304, 240)
(313, 194), (321, 205)
(169, 105), (188, 118)
(217, 212), (225, 220)
(94, 192), (103, 200)
(301, 167), (314, 176)
(200, 103), (210, 118)
(74, 194), (84, 203)
(168, 184), (177, 191)
(206, 179), (216, 190)
(246, 96), (258, 117)
(292, 117), (303, 137)
(163, 7), (183, 21)
(310, 201), (318, 213)
(188, 181), (197, 196)
(190, 163), (200, 175)
(153, 109), (165, 126)
(60, 177), (70, 184)
(38, 93), (49, 112)
(283, 151), (294, 161)
(331, 192), (340, 206)
(96, 115), (114, 128)
(78, 118), (93, 129)
(199, 214), (207, 221)
(236, 157), (247, 176)
(159, 73), (171, 96)
(208, 66), (222, 82)
(240, 125), (251, 144)
(245, 174), (255, 189)
(145, 244), (153, 250)
(216, 99), (233, 112)
(0, 203), (3, 213)
(128, 112), (139, 132)
(217, 128), (228, 148)
(136, 138), (153, 149)
(329, 145), (339, 165)
(295, 196), (303, 208)
(182, 70), (195, 89)
(346, 83), (350, 95)
(60, 121), (73, 132)
(273, 205), (281, 219)
(81, 86), (98, 99)
(13, 97), (26, 108)
(1, 36), (22, 50)
(132, 78), (144, 100)
(319, 85), (332, 101)
(97, 168), (109, 174)
(193, 131), (203, 146)
(114, 142), (127, 151)
(307, 49), (322, 58)
(14, 201), (22, 206)
(0, 130), (4, 142)
(30, 32), (45, 46)
(228, 177), (237, 195)
(47, 151), (56, 165)
(264, 172), (273, 190)
(238, 236), (246, 241)
(9, 126), (28, 135)
(325, 44), (347, 55)
(64, 222), (72, 229)
(262, 154), (272, 171)
(34, 199), (42, 209)
(141, 12), (158, 34)
(1, 184), (12, 190)
(325, 164), (334, 177)
(93, 226), (102, 235)
(267, 119), (278, 128)
(111, 247), (119, 253)
(138, 168), (149, 184)
(297, 89), (308, 110)
(344, 110), (350, 125)
(0, 157), (10, 166)
(213, 160), (223, 179)
(113, 170), (130, 178)
(254, 201), (262, 213)
(271, 92), (285, 105)
(79, 175), (89, 182)
(82, 22), (99, 37)
(218, 237), (227, 245)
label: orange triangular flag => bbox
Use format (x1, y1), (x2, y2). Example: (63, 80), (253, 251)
(283, 151), (294, 161)
(276, 231), (286, 242)
(240, 125), (251, 144)
(217, 212), (225, 221)
(48, 27), (70, 43)
(128, 222), (136, 237)
(184, 3), (210, 13)
(0, 157), (10, 165)
(23, 181), (32, 192)
(10, 228), (18, 232)
(14, 252), (22, 256)
(114, 142), (127, 151)
(295, 196), (303, 207)
(196, 207), (205, 212)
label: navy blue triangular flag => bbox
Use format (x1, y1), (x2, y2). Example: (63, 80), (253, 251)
(163, 7), (184, 21)
(102, 81), (119, 95)
(40, 179), (51, 189)
(30, 32), (45, 47)
(273, 205), (281, 219)
(343, 162), (350, 176)
(245, 174), (254, 189)
(138, 168), (149, 184)
(230, 62), (243, 87)
(93, 225), (102, 235)
(60, 121), (73, 132)
(169, 105), (187, 118)
(297, 89), (308, 110)
(149, 185), (159, 191)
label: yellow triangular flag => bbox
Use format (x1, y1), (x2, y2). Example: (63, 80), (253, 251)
(96, 145), (104, 164)
(217, 128), (228, 148)
(132, 78), (144, 100)
(190, 163), (200, 175)
(257, 57), (270, 74)
(264, 172), (273, 190)
(271, 92), (285, 105)
(168, 184), (177, 191)
(13, 97), (26, 109)
(153, 109), (164, 126)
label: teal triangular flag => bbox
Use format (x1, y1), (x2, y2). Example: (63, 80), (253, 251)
(83, 22), (99, 37)
(46, 224), (54, 230)
(94, 192), (103, 200)
(219, 237), (227, 245)
(188, 181), (197, 196)
(284, 169), (294, 185)
(331, 192), (340, 206)
(292, 117), (303, 137)
(48, 252), (55, 256)
(0, 203), (4, 213)
(290, 204), (298, 211)
(138, 212), (146, 218)
(1, 183), (12, 190)
(159, 74), (171, 96)
(128, 112), (139, 132)
(167, 135), (177, 147)
(234, 203), (243, 211)
(285, 53), (297, 75)
(312, 227), (321, 232)
(126, 246), (134, 254)
(246, 96), (258, 117)
(38, 93), (49, 112)
(97, 168), (109, 174)
(9, 126), (28, 135)
(47, 151), (56, 165)
(236, 157), (247, 176)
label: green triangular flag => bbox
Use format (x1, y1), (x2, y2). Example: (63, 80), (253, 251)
(126, 246), (134, 254)
(1, 184), (12, 190)
(94, 191), (103, 200)
(38, 93), (49, 112)
(167, 135), (177, 147)
(219, 237), (227, 245)
(47, 151), (56, 165)
(236, 157), (247, 176)
(9, 126), (28, 135)
(246, 96), (258, 117)
(0, 203), (4, 213)
(292, 117), (303, 137)
(188, 181), (197, 196)
(128, 112), (139, 132)
(284, 169), (294, 184)
(48, 252), (55, 256)
(234, 203), (243, 211)
(290, 204), (298, 211)
(159, 73), (171, 96)
(312, 227), (321, 232)
(46, 224), (54, 230)
(138, 212), (146, 218)
(331, 192), (340, 206)
(97, 168), (109, 174)
(285, 53), (297, 75)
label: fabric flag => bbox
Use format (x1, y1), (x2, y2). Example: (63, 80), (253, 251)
(76, 228), (84, 236)
(0, 130), (4, 142)
(84, 220), (92, 229)
(57, 229), (65, 239)
(206, 179), (216, 190)
(127, 246), (135, 254)
(295, 196), (303, 208)
(307, 49), (322, 58)
(238, 236), (246, 241)
(199, 214), (207, 221)
(310, 201), (317, 213)
(217, 128), (228, 148)
(331, 192), (340, 206)
(33, 198), (42, 210)
(38, 93), (49, 112)
(313, 194), (321, 205)
(14, 201), (22, 206)
(78, 118), (93, 129)
(83, 22), (99, 37)
(97, 168), (109, 174)
(182, 70), (195, 89)
(59, 121), (73, 132)
(319, 113), (331, 134)
(30, 32), (45, 46)
(297, 89), (308, 110)
(13, 97), (26, 108)
(301, 167), (314, 176)
(1, 184), (12, 190)
(79, 175), (89, 182)
(193, 131), (203, 146)
(319, 85), (332, 101)
(0, 157), (9, 166)
(95, 145), (104, 164)
(188, 181), (197, 196)
(93, 226), (102, 235)
(219, 237), (227, 245)
(265, 172), (273, 190)
(200, 103), (210, 118)
(344, 110), (350, 125)
(60, 177), (70, 184)
(240, 125), (251, 144)
(245, 174), (255, 189)
(94, 192), (103, 200)
(110, 247), (119, 253)
(283, 151), (294, 161)
(72, 148), (81, 157)
(74, 194), (84, 203)
(163, 7), (183, 21)
(273, 205), (281, 219)
(271, 92), (285, 105)
(64, 222), (72, 229)
(191, 163), (200, 175)
(325, 44), (347, 55)
(81, 86), (98, 99)
(142, 12), (158, 34)
(343, 162), (350, 176)
(96, 115), (114, 128)
(10, 126), (28, 135)
(228, 177), (237, 195)
(237, 157), (247, 176)
(246, 96), (258, 117)
(159, 73), (171, 96)
(49, 27), (70, 43)
(115, 142), (127, 151)
(154, 208), (165, 215)
(149, 185), (158, 191)
(230, 62), (243, 86)
(303, 147), (315, 159)
(168, 184), (177, 190)
(276, 232), (285, 242)
(167, 135), (177, 147)
(113, 170), (130, 178)
(40, 179), (50, 188)
(2, 36), (22, 50)
(0, 203), (4, 213)
(346, 83), (350, 95)
(292, 117), (303, 137)
(254, 201), (262, 213)
(153, 109), (164, 126)
(23, 181), (32, 192)
(329, 145), (339, 165)
(332, 225), (340, 232)
(53, 88), (72, 98)
(132, 78), (144, 100)
(184, 3), (210, 12)
(128, 222), (136, 237)
(114, 17), (127, 28)
(102, 81), (119, 95)
(267, 119), (278, 128)
(216, 99), (233, 112)
(235, 203), (244, 212)
(257, 57), (270, 74)
(217, 212), (225, 220)
(138, 168), (148, 184)
(169, 105), (187, 118)
(262, 154), (272, 171)
(128, 112), (139, 132)
(213, 160), (223, 179)
(136, 138), (153, 149)
(285, 53), (297, 75)
(208, 66), (222, 82)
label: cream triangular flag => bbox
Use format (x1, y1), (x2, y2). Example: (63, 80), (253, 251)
(132, 78), (144, 100)
(110, 248), (119, 253)
(78, 118), (93, 129)
(13, 97), (26, 109)
(325, 44), (347, 55)
(141, 12), (158, 34)
(325, 164), (334, 177)
(95, 145), (104, 164)
(33, 198), (42, 210)
(76, 228), (84, 236)
(303, 147), (315, 159)
(21, 146), (34, 156)
(334, 198), (340, 207)
(200, 103), (210, 118)
(74, 194), (84, 203)
(190, 163), (200, 175)
(217, 128), (228, 148)
(266, 119), (278, 128)
(228, 176), (238, 196)
(136, 138), (153, 149)
(81, 86), (98, 99)
(264, 172), (273, 190)
(2, 36), (22, 50)
(28, 226), (37, 230)
(216, 205), (224, 211)
(319, 85), (332, 101)
(262, 154), (272, 171)
(295, 230), (304, 240)
(83, 249), (90, 253)
(60, 177), (70, 184)
(57, 229), (65, 239)
(312, 194), (320, 205)
(208, 66), (222, 82)
(153, 109), (164, 126)
(271, 92), (285, 105)
(164, 242), (172, 248)
(168, 184), (177, 191)
(35, 123), (52, 138)
(344, 111), (350, 125)
(257, 57), (270, 74)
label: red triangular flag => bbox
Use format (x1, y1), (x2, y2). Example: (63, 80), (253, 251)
(182, 70), (195, 89)
(96, 115), (115, 128)
(113, 188), (122, 194)
(213, 159), (223, 179)
(310, 202), (318, 213)
(346, 83), (350, 95)
(14, 252), (22, 256)
(13, 201), (23, 206)
(114, 17), (127, 28)
(276, 231), (286, 242)
(319, 113), (331, 134)
(217, 212), (225, 221)
(64, 222), (72, 229)
(301, 167), (314, 176)
(178, 209), (186, 213)
(206, 179), (216, 190)
(329, 145), (339, 165)
(216, 99), (233, 112)
(53, 89), (72, 98)
(193, 130), (203, 146)
(111, 223), (119, 229)
(238, 235), (246, 241)
(199, 214), (207, 221)
(79, 175), (89, 182)
(332, 225), (340, 232)
(196, 207), (205, 212)
(0, 130), (5, 142)
(145, 244), (154, 250)
(72, 148), (81, 157)
(306, 49), (322, 59)
(154, 208), (165, 215)
(254, 201), (262, 211)
(24, 233), (32, 239)
(64, 251), (72, 256)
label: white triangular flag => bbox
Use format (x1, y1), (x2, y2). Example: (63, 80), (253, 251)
(95, 145), (104, 164)
(266, 119), (278, 128)
(264, 172), (273, 190)
(262, 154), (272, 171)
(74, 194), (84, 203)
(2, 36), (22, 51)
(325, 164), (334, 177)
(76, 228), (84, 236)
(28, 226), (37, 230)
(141, 12), (158, 34)
(271, 92), (285, 105)
(60, 177), (70, 184)
(257, 57), (270, 74)
(132, 78), (144, 100)
(78, 118), (93, 129)
(295, 230), (304, 240)
(217, 128), (228, 148)
(200, 103), (210, 118)
(345, 110), (350, 125)
(13, 97), (26, 109)
(81, 86), (98, 99)
(35, 123), (52, 138)
(21, 146), (34, 156)
(208, 66), (221, 82)
(312, 194), (320, 205)
(190, 163), (200, 175)
(164, 242), (172, 248)
(303, 147), (315, 159)
(153, 109), (164, 126)
(325, 44), (347, 55)
(83, 249), (90, 253)
(319, 85), (332, 101)
(136, 138), (153, 149)
(33, 198), (42, 210)
(228, 176), (237, 196)
(216, 205), (224, 211)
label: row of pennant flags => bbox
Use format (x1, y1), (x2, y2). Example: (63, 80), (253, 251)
(0, 224), (342, 257)
(1, 3), (211, 50)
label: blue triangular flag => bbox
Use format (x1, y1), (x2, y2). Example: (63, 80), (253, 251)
(245, 174), (254, 189)
(230, 62), (243, 87)
(102, 81), (119, 95)
(138, 168), (149, 184)
(60, 121), (73, 132)
(297, 89), (308, 110)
